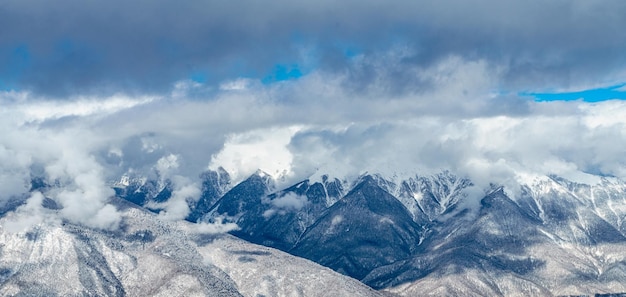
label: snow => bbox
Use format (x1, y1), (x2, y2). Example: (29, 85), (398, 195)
(198, 236), (382, 297)
(1, 200), (381, 297)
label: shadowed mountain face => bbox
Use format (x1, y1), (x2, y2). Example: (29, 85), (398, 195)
(363, 182), (626, 296)
(363, 188), (549, 290)
(204, 170), (274, 221)
(110, 169), (626, 296)
(209, 174), (344, 251)
(291, 176), (423, 280)
(113, 167), (232, 221)
(233, 180), (331, 251)
(188, 167), (231, 223)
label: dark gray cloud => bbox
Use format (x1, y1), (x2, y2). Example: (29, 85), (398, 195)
(1, 0), (625, 96)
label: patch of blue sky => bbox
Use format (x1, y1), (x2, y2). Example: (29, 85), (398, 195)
(0, 80), (12, 91)
(523, 83), (626, 102)
(190, 71), (208, 83)
(343, 47), (361, 58)
(331, 40), (363, 59)
(261, 64), (303, 84)
(0, 45), (31, 91)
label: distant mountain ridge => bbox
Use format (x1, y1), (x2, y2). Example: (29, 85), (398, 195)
(109, 168), (626, 296)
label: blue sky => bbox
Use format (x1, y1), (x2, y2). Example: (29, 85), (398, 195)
(525, 84), (626, 102)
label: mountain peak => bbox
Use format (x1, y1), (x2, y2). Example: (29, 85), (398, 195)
(292, 172), (422, 281)
(253, 169), (271, 178)
(247, 169), (275, 190)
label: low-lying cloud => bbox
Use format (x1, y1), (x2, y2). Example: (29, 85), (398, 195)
(1, 53), (626, 230)
(2, 192), (50, 233)
(263, 193), (309, 218)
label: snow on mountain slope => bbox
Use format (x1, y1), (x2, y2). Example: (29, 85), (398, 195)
(0, 203), (242, 296)
(0, 197), (382, 297)
(112, 173), (172, 209)
(518, 175), (626, 238)
(105, 166), (626, 296)
(373, 171), (473, 223)
(367, 185), (626, 297)
(377, 235), (626, 297)
(196, 234), (382, 297)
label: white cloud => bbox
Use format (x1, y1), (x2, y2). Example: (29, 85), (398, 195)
(142, 155), (203, 221)
(141, 136), (163, 154)
(208, 126), (303, 184)
(2, 50), (626, 231)
(191, 217), (240, 234)
(219, 78), (256, 91)
(263, 192), (309, 218)
(154, 176), (202, 221)
(0, 145), (32, 204)
(0, 94), (127, 230)
(171, 80), (204, 99)
(155, 154), (180, 178)
(2, 93), (155, 124)
(50, 150), (122, 230)
(3, 192), (50, 233)
(580, 100), (626, 128)
(286, 103), (626, 195)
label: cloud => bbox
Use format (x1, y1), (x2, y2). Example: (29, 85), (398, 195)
(154, 176), (202, 221)
(0, 94), (127, 230)
(263, 192), (309, 218)
(155, 154), (180, 179)
(2, 2), (626, 231)
(41, 132), (122, 229)
(281, 101), (626, 197)
(0, 145), (31, 204)
(1, 1), (625, 95)
(6, 94), (155, 123)
(191, 217), (240, 234)
(2, 192), (54, 233)
(54, 169), (121, 230)
(3, 55), (626, 206)
(208, 126), (302, 185)
(132, 154), (202, 221)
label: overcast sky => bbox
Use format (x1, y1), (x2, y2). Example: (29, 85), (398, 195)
(3, 0), (626, 96)
(2, 0), (626, 229)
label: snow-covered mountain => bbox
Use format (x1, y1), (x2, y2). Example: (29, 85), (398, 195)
(187, 169), (626, 296)
(7, 167), (626, 296)
(188, 167), (232, 223)
(0, 197), (382, 297)
(291, 176), (423, 280)
(112, 173), (173, 211)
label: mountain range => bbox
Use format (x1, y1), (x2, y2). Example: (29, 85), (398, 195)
(4, 167), (626, 296)
(109, 167), (626, 296)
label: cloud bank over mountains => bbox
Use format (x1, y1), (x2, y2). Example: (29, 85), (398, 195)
(2, 1), (626, 228)
(2, 73), (626, 228)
